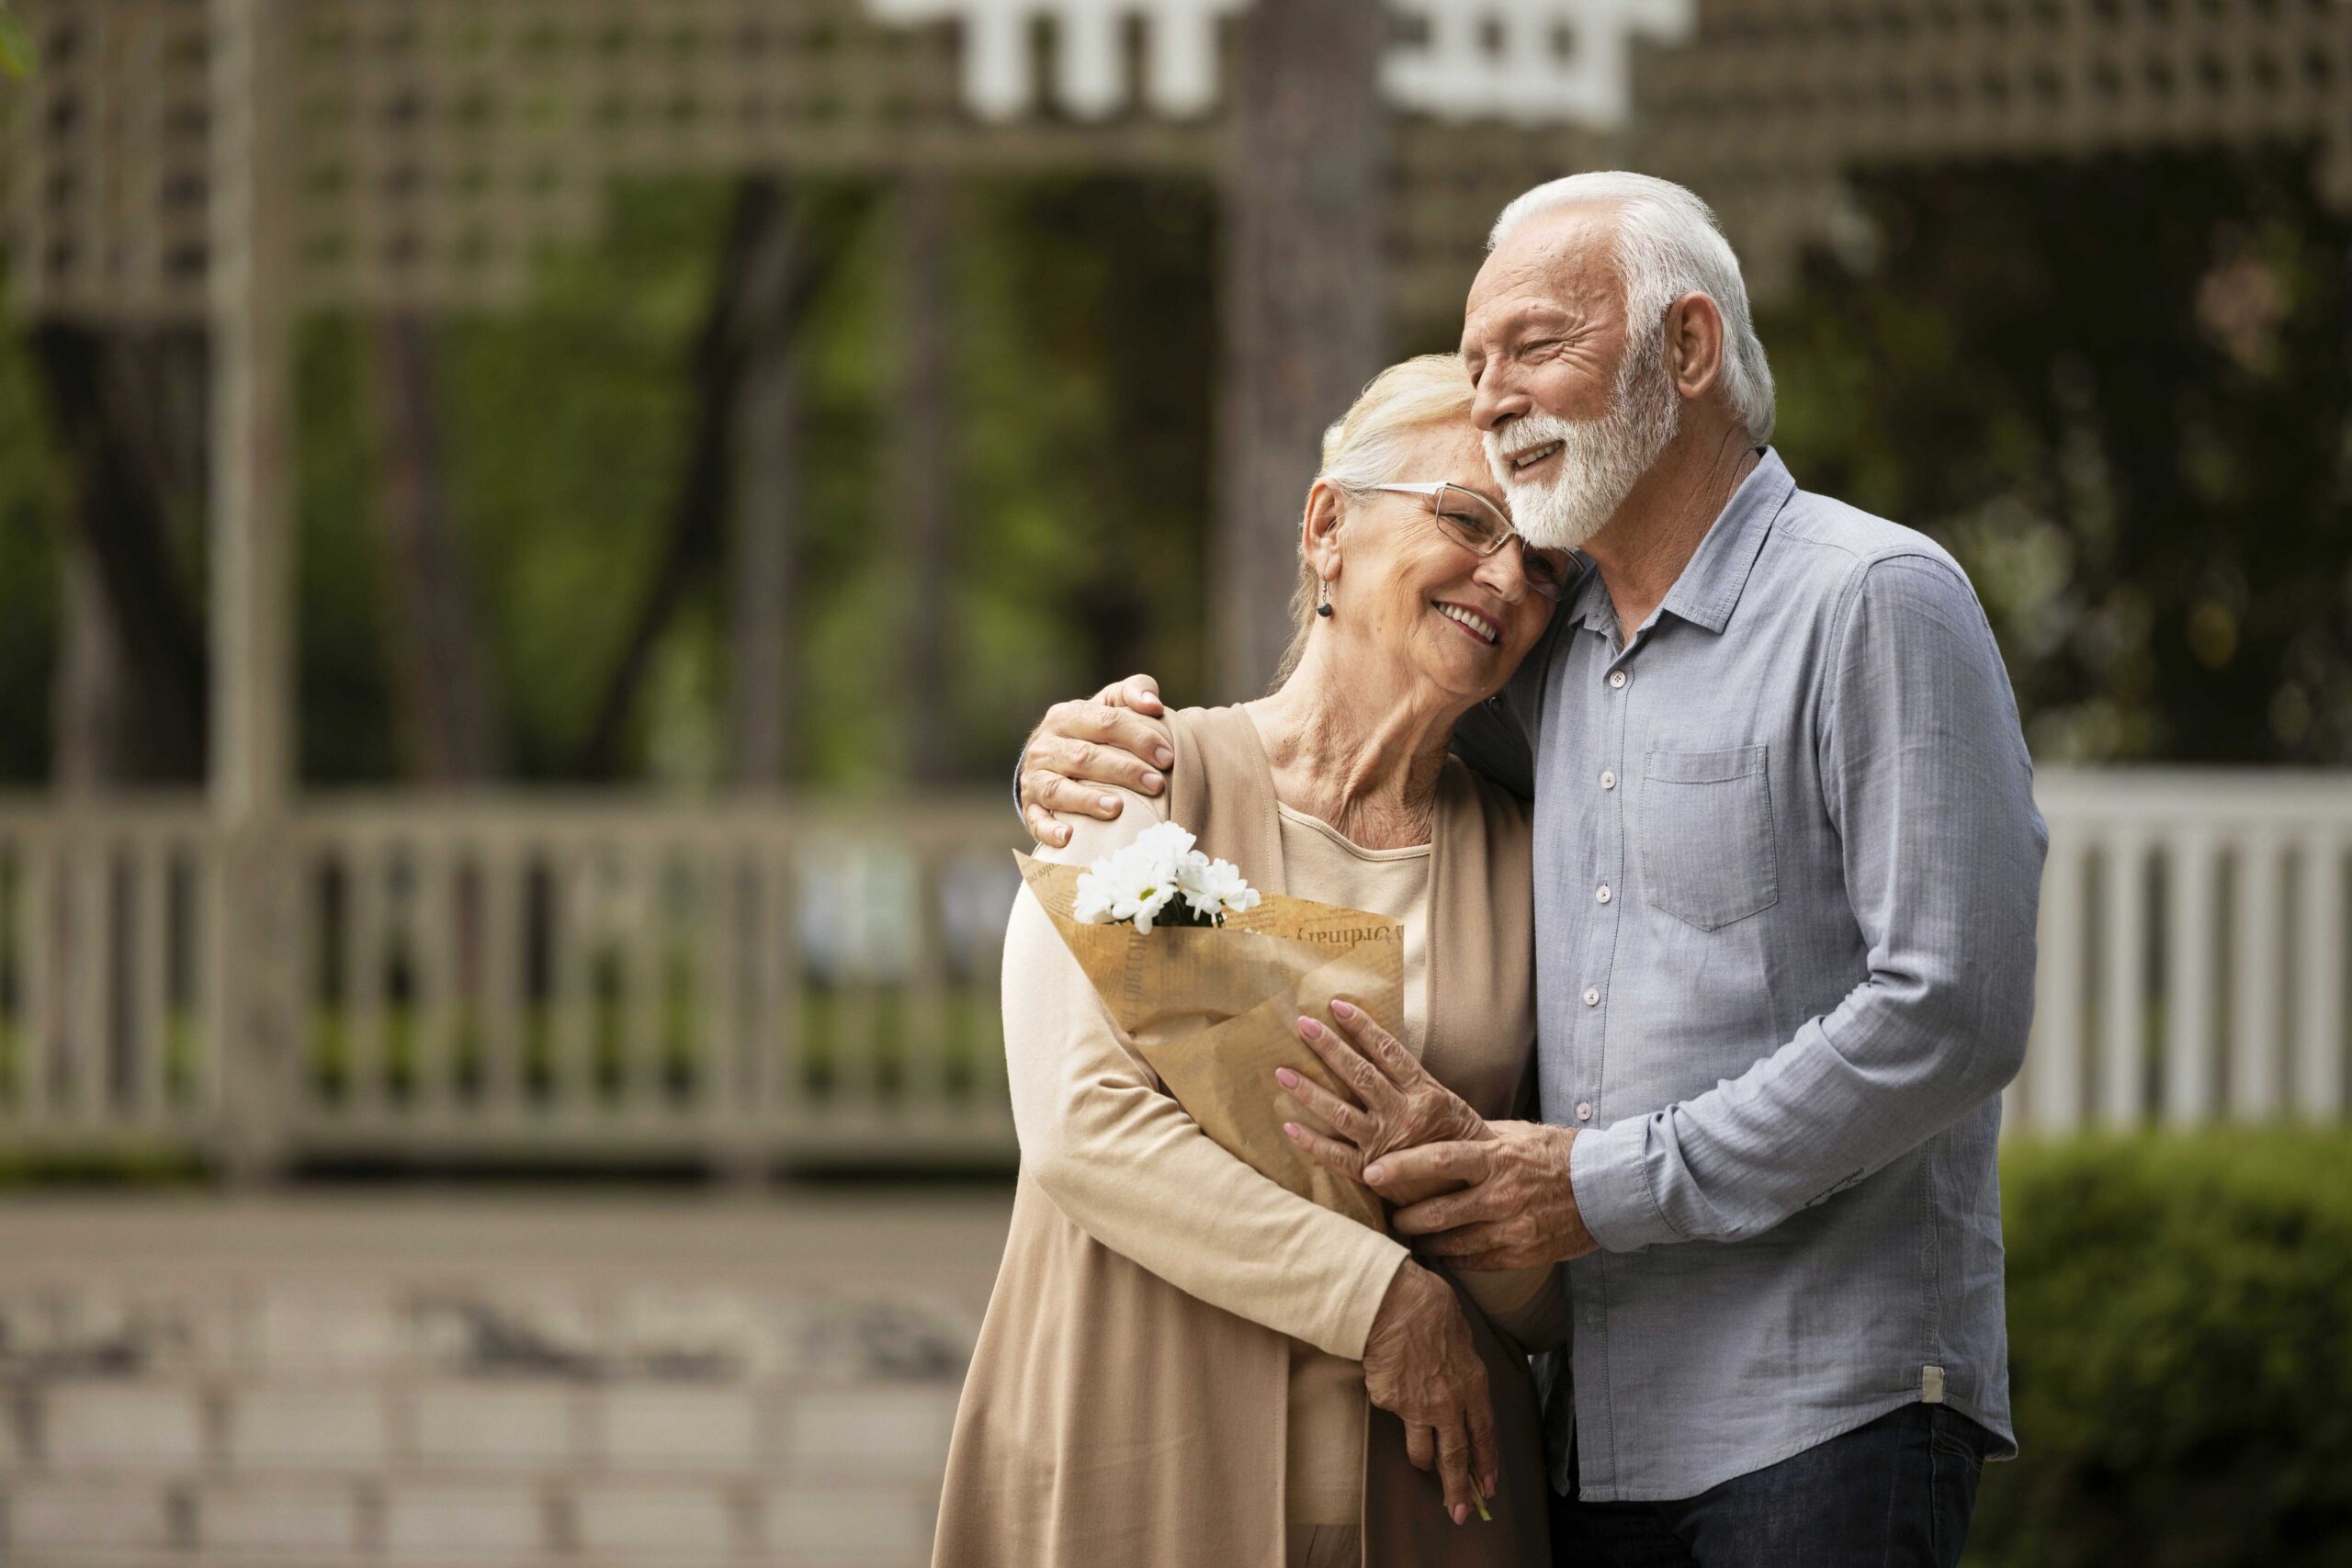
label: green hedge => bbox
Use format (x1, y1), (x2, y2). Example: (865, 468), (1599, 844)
(1968, 1131), (2352, 1568)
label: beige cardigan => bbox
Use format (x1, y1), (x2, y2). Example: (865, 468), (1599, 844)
(932, 705), (1548, 1568)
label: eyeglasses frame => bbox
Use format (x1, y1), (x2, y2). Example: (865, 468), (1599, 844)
(1366, 481), (1581, 602)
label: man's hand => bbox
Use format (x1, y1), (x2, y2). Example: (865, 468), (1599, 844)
(1017, 673), (1172, 847)
(1278, 999), (1492, 1208)
(1375, 1121), (1597, 1270)
(1362, 1260), (1499, 1527)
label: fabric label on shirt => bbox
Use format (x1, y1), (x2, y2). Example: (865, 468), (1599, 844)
(1921, 1365), (1947, 1404)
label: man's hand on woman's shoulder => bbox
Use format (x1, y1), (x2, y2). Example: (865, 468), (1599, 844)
(1017, 672), (1178, 846)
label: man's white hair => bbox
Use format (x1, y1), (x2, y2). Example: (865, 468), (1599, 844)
(1488, 172), (1776, 446)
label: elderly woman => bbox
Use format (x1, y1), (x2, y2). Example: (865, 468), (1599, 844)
(933, 355), (1572, 1568)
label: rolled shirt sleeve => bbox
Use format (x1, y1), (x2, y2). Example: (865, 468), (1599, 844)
(1573, 552), (2046, 1252)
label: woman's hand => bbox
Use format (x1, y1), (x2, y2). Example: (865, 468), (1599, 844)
(1362, 1260), (1499, 1526)
(1277, 998), (1494, 1209)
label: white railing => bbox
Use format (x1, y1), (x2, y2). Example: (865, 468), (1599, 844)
(0, 771), (2346, 1170)
(0, 795), (1026, 1172)
(2010, 771), (2350, 1134)
(0, 801), (221, 1150)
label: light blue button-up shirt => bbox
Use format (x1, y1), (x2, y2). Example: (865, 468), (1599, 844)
(1455, 449), (2046, 1504)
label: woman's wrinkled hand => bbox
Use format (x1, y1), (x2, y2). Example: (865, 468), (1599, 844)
(1277, 998), (1494, 1209)
(1362, 1260), (1498, 1525)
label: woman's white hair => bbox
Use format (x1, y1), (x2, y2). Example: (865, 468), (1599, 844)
(1269, 355), (1476, 687)
(1488, 172), (1776, 446)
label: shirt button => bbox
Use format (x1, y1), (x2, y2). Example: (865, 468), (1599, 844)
(1595, 884), (1612, 905)
(1608, 670), (1628, 689)
(1582, 987), (1600, 1007)
(1600, 770), (1616, 790)
(1576, 1101), (1594, 1122)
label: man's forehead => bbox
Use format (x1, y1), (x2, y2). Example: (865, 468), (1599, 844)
(1464, 204), (1623, 338)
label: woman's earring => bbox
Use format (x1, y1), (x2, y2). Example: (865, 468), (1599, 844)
(1316, 583), (1333, 618)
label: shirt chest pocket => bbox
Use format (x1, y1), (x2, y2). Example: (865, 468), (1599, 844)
(1637, 743), (1780, 931)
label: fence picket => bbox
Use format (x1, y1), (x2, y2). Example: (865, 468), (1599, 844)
(2098, 830), (2149, 1127)
(2029, 837), (2088, 1132)
(550, 842), (596, 1125)
(2230, 831), (2283, 1119)
(699, 842), (741, 1147)
(902, 845), (952, 1123)
(344, 833), (387, 1117)
(480, 842), (525, 1116)
(132, 832), (172, 1125)
(2165, 831), (2221, 1128)
(412, 840), (458, 1114)
(2297, 833), (2346, 1122)
(17, 838), (54, 1122)
(770, 847), (805, 1140)
(71, 835), (113, 1125)
(623, 844), (664, 1121)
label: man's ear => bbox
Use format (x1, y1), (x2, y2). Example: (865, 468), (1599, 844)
(1665, 292), (1727, 401)
(1302, 480), (1347, 581)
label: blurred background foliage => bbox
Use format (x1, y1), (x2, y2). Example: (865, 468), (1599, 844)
(1973, 1131), (2352, 1568)
(0, 150), (2346, 791)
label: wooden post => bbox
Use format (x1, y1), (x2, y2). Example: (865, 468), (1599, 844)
(1213, 0), (1386, 701)
(209, 0), (297, 1182)
(899, 172), (956, 783)
(727, 178), (801, 790)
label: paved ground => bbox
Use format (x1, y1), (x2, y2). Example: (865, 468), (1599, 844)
(0, 1184), (1016, 1567)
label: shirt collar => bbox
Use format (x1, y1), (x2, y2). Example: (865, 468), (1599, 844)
(1653, 447), (1791, 636)
(1557, 448), (1793, 641)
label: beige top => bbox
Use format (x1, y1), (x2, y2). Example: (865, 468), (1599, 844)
(1276, 804), (1430, 1525)
(1273, 803), (1566, 1524)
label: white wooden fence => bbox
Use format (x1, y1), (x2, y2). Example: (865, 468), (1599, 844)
(2011, 770), (2350, 1134)
(0, 771), (2345, 1172)
(0, 796), (1025, 1172)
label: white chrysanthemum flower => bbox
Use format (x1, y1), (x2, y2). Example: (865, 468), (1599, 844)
(1081, 821), (1189, 933)
(1126, 820), (1199, 868)
(1072, 869), (1118, 924)
(1178, 853), (1260, 919)
(1072, 819), (1256, 932)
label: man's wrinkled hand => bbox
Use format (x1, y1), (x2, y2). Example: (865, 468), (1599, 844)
(1017, 673), (1170, 847)
(1277, 998), (1491, 1209)
(1377, 1121), (1597, 1270)
(1362, 1261), (1499, 1527)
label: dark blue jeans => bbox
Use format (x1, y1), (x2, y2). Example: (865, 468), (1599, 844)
(1549, 1404), (1993, 1568)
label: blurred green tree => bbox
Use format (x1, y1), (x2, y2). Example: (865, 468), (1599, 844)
(1769, 151), (2352, 764)
(6, 152), (2346, 787)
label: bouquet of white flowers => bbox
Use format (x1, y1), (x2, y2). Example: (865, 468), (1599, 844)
(1071, 820), (1262, 933)
(1017, 826), (1400, 1232)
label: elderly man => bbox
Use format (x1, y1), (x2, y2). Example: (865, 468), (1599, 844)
(1016, 171), (2045, 1567)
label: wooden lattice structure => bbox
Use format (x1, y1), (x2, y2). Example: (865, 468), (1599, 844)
(7, 0), (2348, 322)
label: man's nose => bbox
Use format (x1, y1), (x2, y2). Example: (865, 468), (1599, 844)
(1472, 374), (1530, 434)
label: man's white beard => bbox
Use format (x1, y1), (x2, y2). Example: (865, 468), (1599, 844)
(1486, 330), (1681, 553)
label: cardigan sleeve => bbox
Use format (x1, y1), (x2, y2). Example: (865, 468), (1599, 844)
(1454, 1265), (1567, 1354)
(1006, 784), (1411, 1361)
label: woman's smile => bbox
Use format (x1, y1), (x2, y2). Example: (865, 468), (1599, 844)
(1431, 599), (1503, 647)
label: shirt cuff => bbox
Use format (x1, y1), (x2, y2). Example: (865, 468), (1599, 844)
(1571, 1114), (1682, 1254)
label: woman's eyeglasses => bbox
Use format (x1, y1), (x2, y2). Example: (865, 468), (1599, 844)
(1371, 482), (1580, 603)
